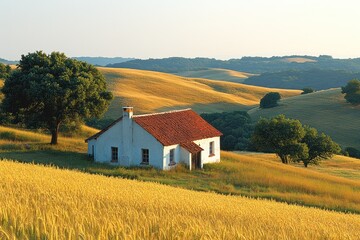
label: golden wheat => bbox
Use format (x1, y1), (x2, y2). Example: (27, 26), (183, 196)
(0, 160), (359, 239)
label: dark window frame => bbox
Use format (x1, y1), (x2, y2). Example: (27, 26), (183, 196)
(169, 148), (176, 166)
(111, 147), (118, 162)
(141, 149), (149, 164)
(209, 141), (215, 157)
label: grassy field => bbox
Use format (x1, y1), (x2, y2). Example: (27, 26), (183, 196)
(98, 67), (300, 118)
(175, 68), (257, 83)
(1, 160), (360, 239)
(248, 88), (360, 149)
(283, 57), (317, 63)
(1, 125), (359, 214)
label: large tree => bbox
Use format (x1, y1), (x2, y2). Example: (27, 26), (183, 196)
(1, 51), (113, 144)
(341, 79), (360, 105)
(300, 126), (340, 167)
(252, 115), (339, 167)
(251, 115), (308, 164)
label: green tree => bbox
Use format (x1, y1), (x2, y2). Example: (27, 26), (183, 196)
(301, 88), (314, 94)
(0, 63), (11, 79)
(251, 115), (339, 167)
(300, 126), (340, 167)
(1, 51), (113, 144)
(251, 115), (308, 164)
(260, 92), (281, 108)
(341, 79), (360, 105)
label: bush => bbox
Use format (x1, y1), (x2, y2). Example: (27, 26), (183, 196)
(341, 79), (360, 105)
(260, 92), (281, 108)
(344, 147), (360, 159)
(301, 88), (314, 94)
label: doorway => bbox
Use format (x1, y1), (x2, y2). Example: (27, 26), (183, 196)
(191, 152), (201, 169)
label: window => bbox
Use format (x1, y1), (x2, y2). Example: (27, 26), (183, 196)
(142, 149), (149, 164)
(111, 147), (118, 162)
(169, 148), (175, 165)
(92, 145), (94, 157)
(209, 141), (215, 156)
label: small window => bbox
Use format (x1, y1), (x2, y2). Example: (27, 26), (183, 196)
(111, 147), (118, 162)
(169, 148), (175, 165)
(209, 141), (215, 156)
(92, 145), (94, 157)
(142, 149), (149, 164)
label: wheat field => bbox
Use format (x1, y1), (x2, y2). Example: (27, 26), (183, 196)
(98, 67), (300, 117)
(0, 160), (360, 240)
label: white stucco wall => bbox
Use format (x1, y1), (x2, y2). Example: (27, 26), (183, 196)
(131, 122), (164, 169)
(192, 136), (221, 168)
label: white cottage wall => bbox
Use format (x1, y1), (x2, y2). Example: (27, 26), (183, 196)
(131, 122), (164, 169)
(91, 121), (123, 164)
(193, 136), (221, 168)
(163, 144), (181, 170)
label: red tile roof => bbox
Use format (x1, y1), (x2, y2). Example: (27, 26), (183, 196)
(133, 109), (222, 146)
(180, 142), (204, 154)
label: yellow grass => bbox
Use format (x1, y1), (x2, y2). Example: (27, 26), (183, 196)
(248, 88), (360, 149)
(0, 160), (359, 239)
(98, 67), (300, 118)
(175, 68), (257, 83)
(283, 57), (317, 63)
(0, 125), (87, 152)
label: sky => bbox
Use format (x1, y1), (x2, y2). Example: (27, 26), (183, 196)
(1, 0), (360, 60)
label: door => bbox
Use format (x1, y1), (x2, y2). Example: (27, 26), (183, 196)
(191, 152), (202, 169)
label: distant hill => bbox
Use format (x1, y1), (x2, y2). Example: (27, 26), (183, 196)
(248, 88), (360, 150)
(73, 57), (134, 66)
(106, 55), (360, 74)
(0, 58), (18, 65)
(244, 69), (360, 90)
(97, 67), (300, 118)
(175, 68), (257, 83)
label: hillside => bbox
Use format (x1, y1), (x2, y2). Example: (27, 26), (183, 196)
(73, 56), (134, 66)
(98, 67), (300, 118)
(1, 160), (359, 239)
(175, 68), (256, 83)
(106, 55), (360, 73)
(248, 88), (360, 149)
(244, 69), (360, 90)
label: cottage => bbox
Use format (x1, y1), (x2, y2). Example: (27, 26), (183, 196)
(85, 107), (222, 170)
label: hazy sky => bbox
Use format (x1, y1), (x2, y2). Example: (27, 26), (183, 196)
(1, 0), (360, 60)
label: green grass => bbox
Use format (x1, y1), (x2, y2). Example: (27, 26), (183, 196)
(248, 88), (360, 149)
(175, 68), (257, 83)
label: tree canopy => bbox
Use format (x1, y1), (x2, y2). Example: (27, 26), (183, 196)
(341, 79), (360, 105)
(201, 111), (253, 151)
(260, 92), (281, 108)
(0, 63), (11, 79)
(301, 88), (314, 94)
(1, 51), (113, 144)
(251, 115), (340, 167)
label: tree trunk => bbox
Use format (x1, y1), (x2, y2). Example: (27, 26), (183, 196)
(50, 123), (60, 145)
(304, 162), (308, 168)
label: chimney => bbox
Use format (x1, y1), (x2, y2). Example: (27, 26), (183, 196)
(123, 107), (133, 119)
(121, 106), (133, 165)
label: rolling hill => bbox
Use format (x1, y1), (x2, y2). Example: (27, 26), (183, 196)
(1, 160), (360, 239)
(244, 69), (360, 90)
(98, 67), (300, 118)
(175, 68), (256, 83)
(248, 88), (360, 149)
